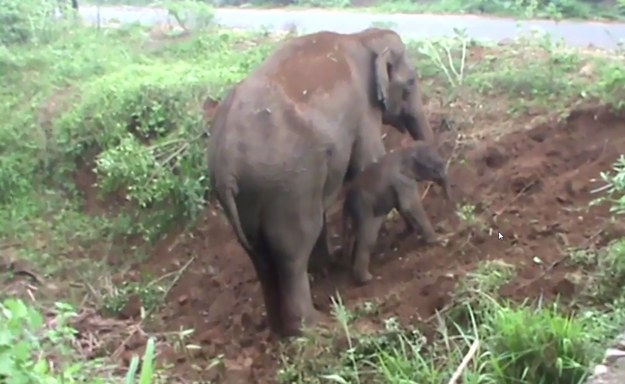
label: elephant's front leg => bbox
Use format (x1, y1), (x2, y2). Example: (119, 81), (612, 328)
(396, 182), (439, 244)
(351, 215), (384, 285)
(308, 212), (335, 276)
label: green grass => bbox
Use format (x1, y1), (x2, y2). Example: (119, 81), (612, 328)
(2, 0), (625, 382)
(280, 236), (625, 383)
(0, 0), (277, 381)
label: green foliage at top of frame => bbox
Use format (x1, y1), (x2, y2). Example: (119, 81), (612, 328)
(0, 0), (277, 241)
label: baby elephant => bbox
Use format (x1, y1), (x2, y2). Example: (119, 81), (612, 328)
(342, 142), (452, 285)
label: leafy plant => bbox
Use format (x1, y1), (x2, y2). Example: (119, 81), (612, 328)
(0, 299), (83, 383)
(484, 303), (591, 384)
(417, 29), (469, 88)
(125, 337), (157, 384)
(591, 154), (625, 215)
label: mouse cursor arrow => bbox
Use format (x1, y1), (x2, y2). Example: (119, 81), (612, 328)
(498, 232), (504, 240)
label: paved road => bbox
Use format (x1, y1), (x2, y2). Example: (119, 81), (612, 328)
(77, 5), (625, 49)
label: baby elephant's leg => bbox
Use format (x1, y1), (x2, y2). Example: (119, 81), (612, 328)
(351, 215), (384, 285)
(396, 184), (438, 244)
(308, 213), (336, 275)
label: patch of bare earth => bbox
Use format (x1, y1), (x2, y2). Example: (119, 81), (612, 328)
(36, 36), (622, 383)
(70, 101), (617, 382)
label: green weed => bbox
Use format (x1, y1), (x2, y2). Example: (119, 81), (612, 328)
(0, 298), (110, 383)
(456, 203), (478, 226)
(483, 303), (591, 384)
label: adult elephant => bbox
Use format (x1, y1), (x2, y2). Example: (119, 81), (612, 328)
(207, 28), (434, 337)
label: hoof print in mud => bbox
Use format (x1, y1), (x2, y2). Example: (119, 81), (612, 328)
(528, 127), (548, 143)
(551, 277), (576, 297)
(472, 232), (487, 244)
(564, 179), (587, 197)
(510, 174), (542, 194)
(481, 145), (509, 169)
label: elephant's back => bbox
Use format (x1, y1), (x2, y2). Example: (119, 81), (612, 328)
(211, 82), (329, 188)
(245, 33), (364, 105)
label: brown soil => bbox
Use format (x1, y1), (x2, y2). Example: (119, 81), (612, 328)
(73, 104), (625, 382)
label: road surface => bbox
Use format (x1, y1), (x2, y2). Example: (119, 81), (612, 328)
(77, 6), (625, 49)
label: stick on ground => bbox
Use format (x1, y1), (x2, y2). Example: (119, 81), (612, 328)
(447, 338), (480, 384)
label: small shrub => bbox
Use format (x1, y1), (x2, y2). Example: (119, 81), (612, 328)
(53, 63), (228, 240)
(0, 0), (74, 46)
(484, 304), (591, 384)
(0, 299), (81, 383)
(162, 0), (216, 31)
(450, 259), (516, 322)
(101, 280), (164, 317)
(589, 238), (625, 302)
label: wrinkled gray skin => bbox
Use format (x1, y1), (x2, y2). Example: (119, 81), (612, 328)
(341, 142), (452, 285)
(207, 28), (434, 337)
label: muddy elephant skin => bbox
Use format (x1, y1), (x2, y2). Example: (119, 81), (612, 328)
(341, 142), (451, 285)
(207, 28), (434, 337)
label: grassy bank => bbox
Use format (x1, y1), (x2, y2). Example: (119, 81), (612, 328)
(2, 0), (625, 382)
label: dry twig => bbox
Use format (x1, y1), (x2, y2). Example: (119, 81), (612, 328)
(447, 339), (480, 384)
(493, 180), (537, 218)
(111, 255), (196, 360)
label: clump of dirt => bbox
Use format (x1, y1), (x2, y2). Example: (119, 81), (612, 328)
(85, 105), (625, 382)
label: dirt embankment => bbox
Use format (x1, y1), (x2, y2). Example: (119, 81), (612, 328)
(72, 104), (625, 382)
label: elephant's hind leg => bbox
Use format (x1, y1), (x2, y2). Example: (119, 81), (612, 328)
(245, 237), (283, 335)
(264, 203), (325, 336)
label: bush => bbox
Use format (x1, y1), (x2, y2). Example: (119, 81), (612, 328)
(0, 299), (80, 383)
(0, 0), (73, 46)
(53, 63), (225, 240)
(0, 5), (275, 238)
(163, 0), (216, 30)
(0, 298), (158, 383)
(484, 304), (591, 384)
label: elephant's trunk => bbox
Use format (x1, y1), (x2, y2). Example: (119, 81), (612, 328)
(405, 86), (434, 144)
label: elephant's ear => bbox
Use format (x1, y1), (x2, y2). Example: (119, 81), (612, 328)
(375, 47), (392, 107)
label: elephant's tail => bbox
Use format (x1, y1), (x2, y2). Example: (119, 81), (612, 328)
(221, 184), (253, 253)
